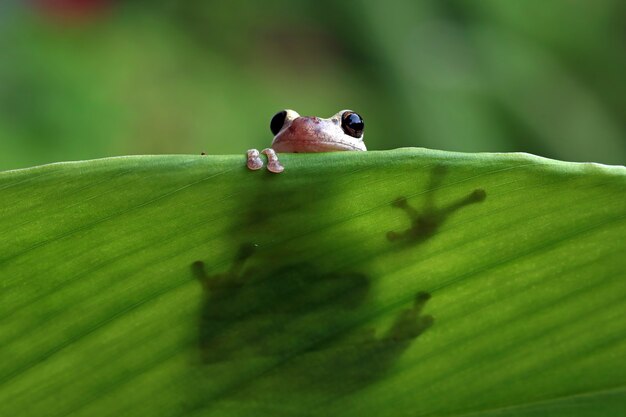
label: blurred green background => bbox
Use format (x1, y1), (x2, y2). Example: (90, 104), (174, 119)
(1, 0), (625, 170)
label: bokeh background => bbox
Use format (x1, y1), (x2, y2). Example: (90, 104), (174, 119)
(1, 0), (625, 170)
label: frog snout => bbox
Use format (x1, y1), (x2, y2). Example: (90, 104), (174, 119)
(287, 117), (319, 133)
(299, 116), (321, 124)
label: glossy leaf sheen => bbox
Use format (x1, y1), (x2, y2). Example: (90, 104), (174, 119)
(0, 148), (624, 417)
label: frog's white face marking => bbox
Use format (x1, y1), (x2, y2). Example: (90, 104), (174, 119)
(270, 109), (366, 152)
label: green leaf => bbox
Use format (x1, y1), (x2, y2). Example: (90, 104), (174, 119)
(0, 149), (624, 417)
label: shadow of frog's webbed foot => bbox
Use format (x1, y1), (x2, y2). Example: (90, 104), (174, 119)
(384, 291), (434, 343)
(387, 185), (487, 243)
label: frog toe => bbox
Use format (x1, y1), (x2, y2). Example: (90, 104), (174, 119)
(246, 149), (264, 170)
(262, 148), (285, 173)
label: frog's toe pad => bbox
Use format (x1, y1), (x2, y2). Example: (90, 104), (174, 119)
(267, 161), (285, 173)
(261, 148), (285, 173)
(246, 149), (264, 170)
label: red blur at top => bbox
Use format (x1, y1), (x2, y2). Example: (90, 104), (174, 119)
(33, 0), (110, 23)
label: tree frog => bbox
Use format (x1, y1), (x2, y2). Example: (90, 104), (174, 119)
(247, 109), (366, 173)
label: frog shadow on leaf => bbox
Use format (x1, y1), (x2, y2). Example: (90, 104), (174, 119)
(191, 245), (433, 397)
(387, 166), (486, 245)
(189, 165), (486, 403)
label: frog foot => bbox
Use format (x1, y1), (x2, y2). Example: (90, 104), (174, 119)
(246, 148), (285, 173)
(246, 149), (264, 170)
(385, 291), (434, 342)
(262, 148), (285, 173)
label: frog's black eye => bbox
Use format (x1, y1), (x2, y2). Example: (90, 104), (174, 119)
(341, 111), (364, 138)
(270, 110), (287, 135)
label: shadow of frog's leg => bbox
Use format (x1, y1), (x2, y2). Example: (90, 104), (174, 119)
(384, 291), (434, 342)
(247, 149), (264, 170)
(191, 243), (257, 291)
(191, 260), (213, 291)
(262, 148), (285, 173)
(229, 242), (257, 283)
(440, 189), (487, 216)
(387, 197), (421, 241)
(393, 196), (420, 218)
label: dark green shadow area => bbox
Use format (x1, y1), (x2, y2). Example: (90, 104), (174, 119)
(387, 166), (486, 245)
(187, 166), (487, 414)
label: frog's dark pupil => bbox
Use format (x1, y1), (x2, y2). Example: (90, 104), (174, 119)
(341, 112), (364, 138)
(270, 110), (287, 135)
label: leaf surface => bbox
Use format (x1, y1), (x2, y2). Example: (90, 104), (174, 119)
(0, 149), (624, 416)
